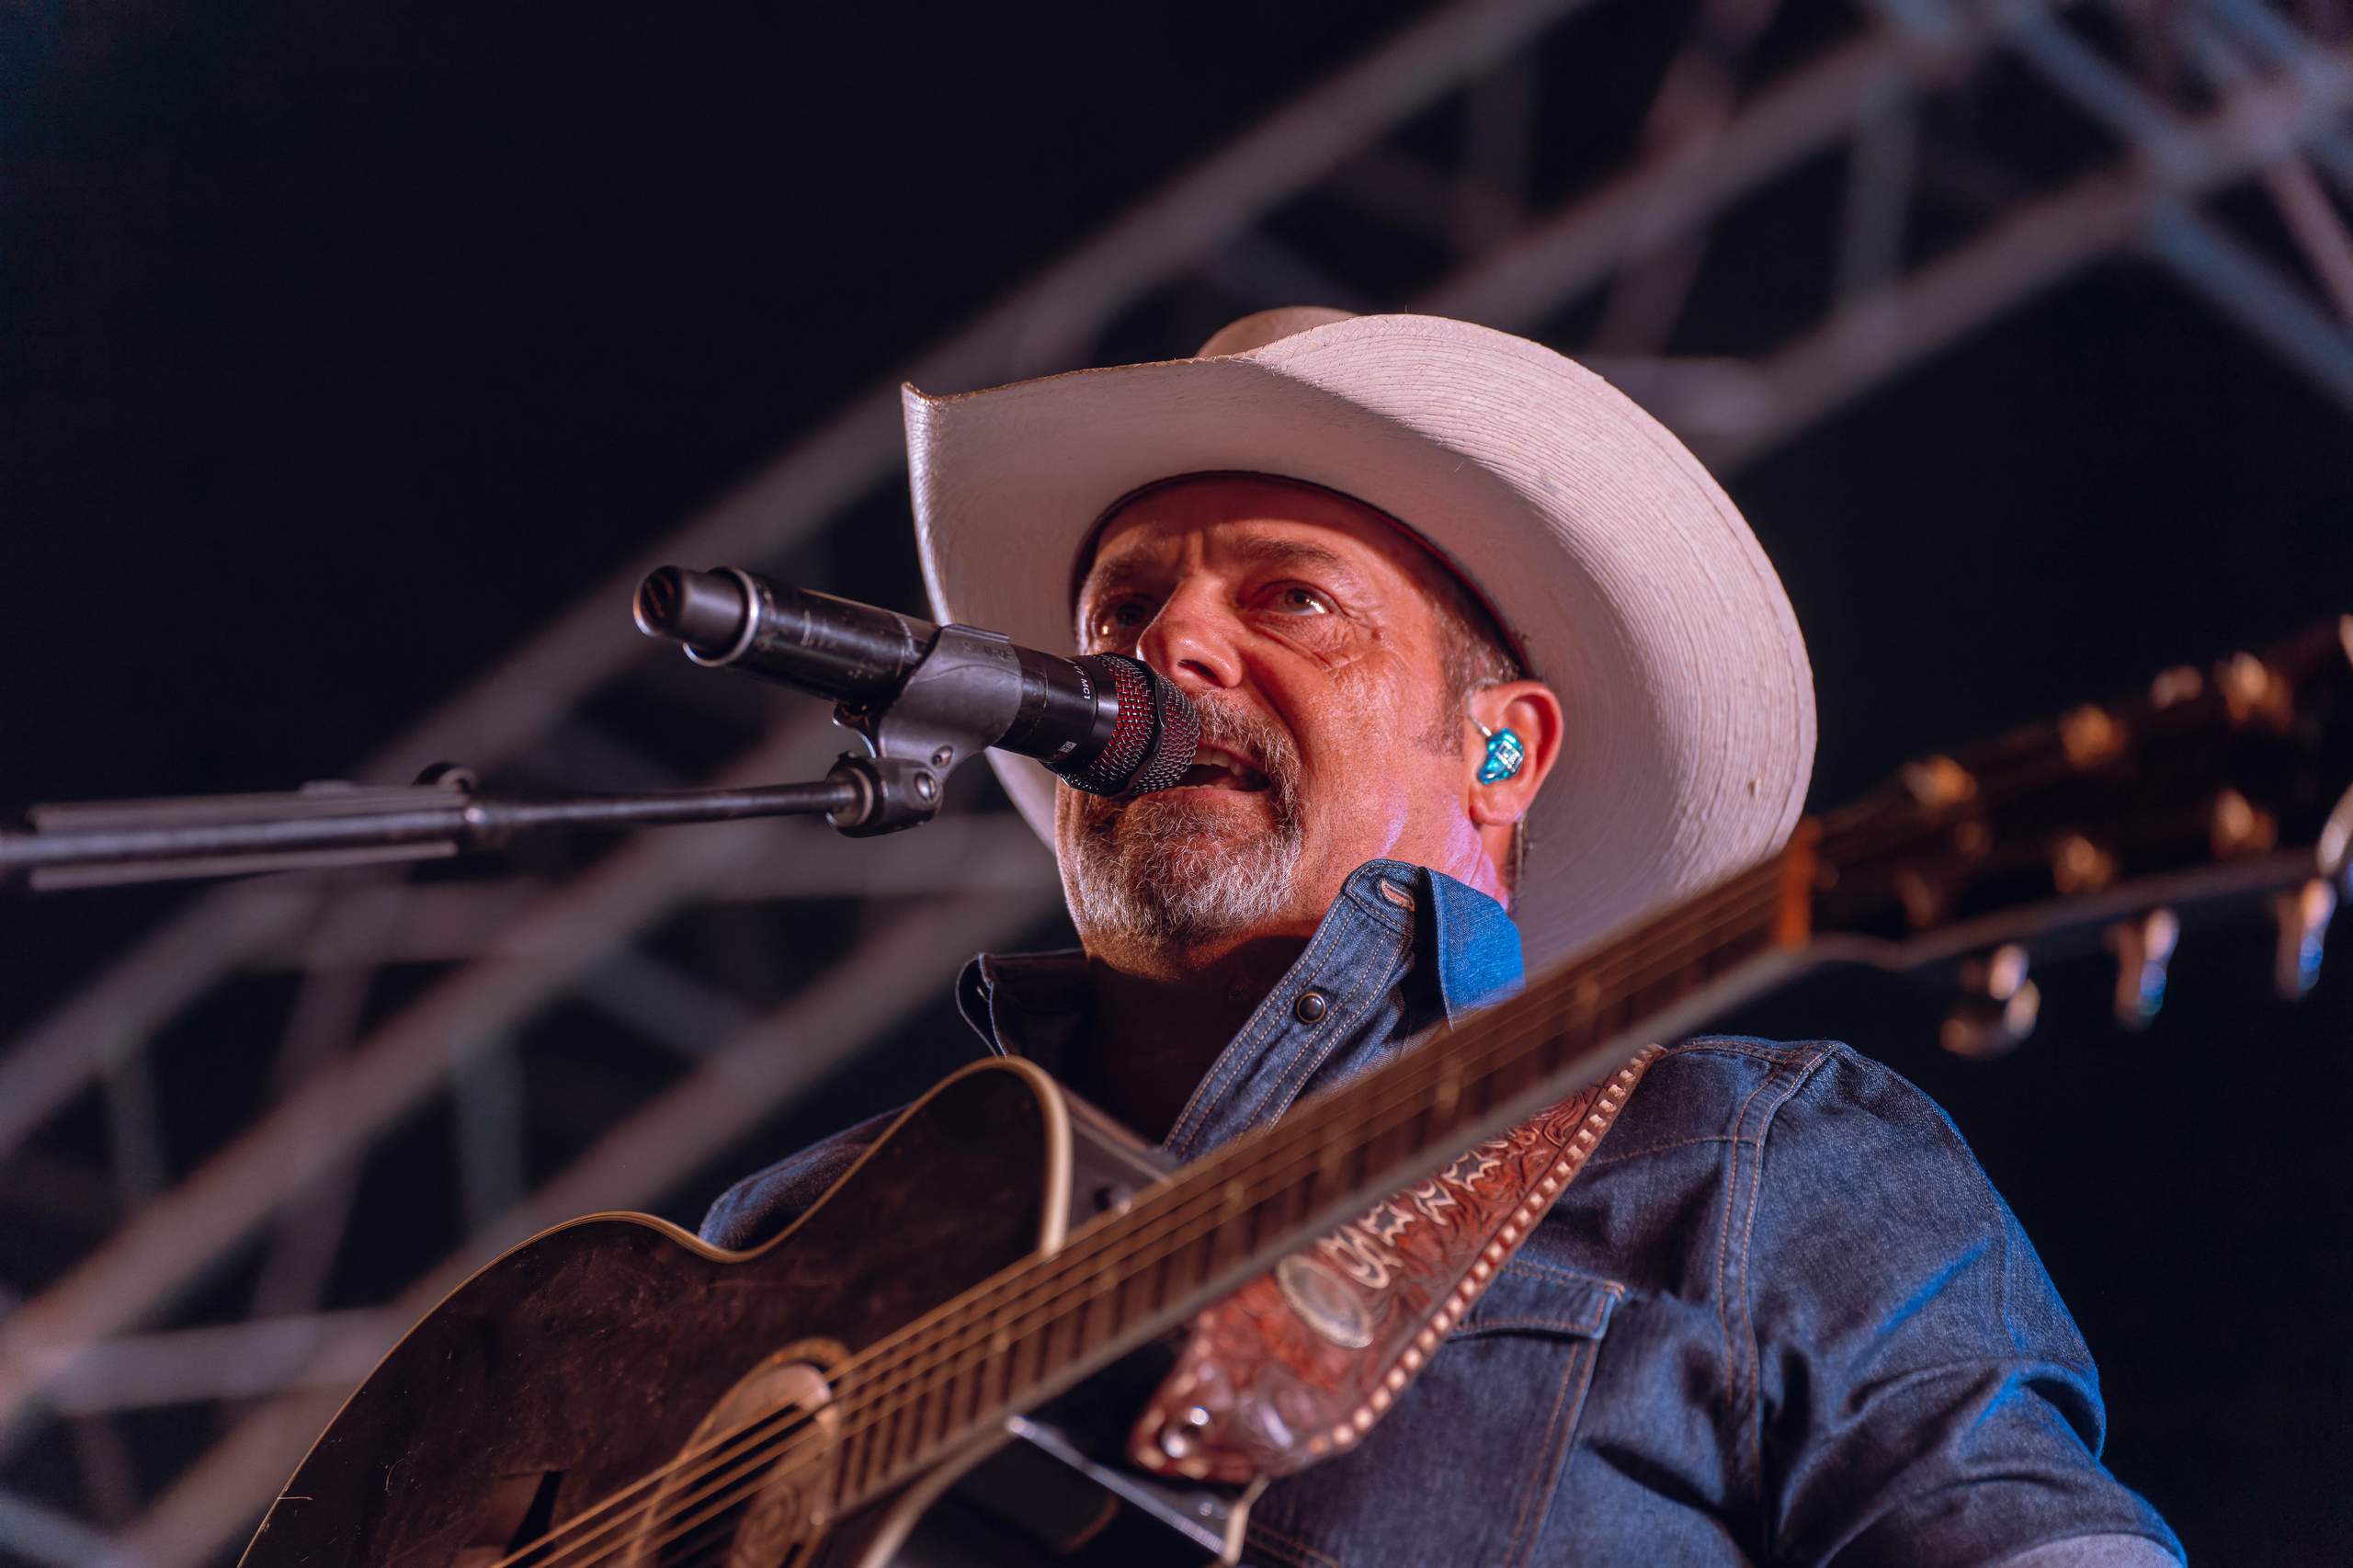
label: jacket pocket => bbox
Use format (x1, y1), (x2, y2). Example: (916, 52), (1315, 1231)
(1244, 1259), (1625, 1568)
(1454, 1255), (1622, 1342)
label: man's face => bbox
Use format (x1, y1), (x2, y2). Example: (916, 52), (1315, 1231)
(1058, 475), (1487, 960)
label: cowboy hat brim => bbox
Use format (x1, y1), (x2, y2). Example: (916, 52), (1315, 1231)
(904, 312), (1815, 967)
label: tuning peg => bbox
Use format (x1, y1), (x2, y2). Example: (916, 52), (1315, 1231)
(1902, 755), (1977, 810)
(2052, 835), (2118, 895)
(2059, 704), (2126, 768)
(2219, 652), (2293, 731)
(2150, 665), (2204, 708)
(1894, 869), (1953, 930)
(2211, 789), (2279, 859)
(1942, 944), (2040, 1060)
(2273, 879), (2337, 999)
(2105, 909), (2179, 1029)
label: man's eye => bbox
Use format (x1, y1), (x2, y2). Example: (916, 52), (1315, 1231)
(1268, 585), (1333, 617)
(1087, 598), (1154, 643)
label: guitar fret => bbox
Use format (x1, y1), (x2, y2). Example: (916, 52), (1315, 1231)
(1112, 1250), (1153, 1331)
(915, 1377), (946, 1461)
(865, 1396), (900, 1490)
(1080, 1257), (1117, 1353)
(1359, 1104), (1419, 1187)
(897, 1381), (927, 1469)
(1459, 1056), (1498, 1121)
(1132, 1241), (1172, 1317)
(898, 1381), (930, 1473)
(977, 1313), (1012, 1417)
(887, 1387), (920, 1479)
(1142, 1233), (1176, 1314)
(1586, 979), (1631, 1044)
(1179, 1230), (1214, 1297)
(951, 1346), (982, 1435)
(942, 1364), (972, 1448)
(1010, 1314), (1045, 1399)
(1308, 1126), (1356, 1212)
(1229, 1187), (1261, 1260)
(1489, 1041), (1539, 1107)
(834, 1393), (873, 1510)
(927, 1364), (958, 1452)
(1263, 1160), (1309, 1231)
(891, 1385), (921, 1474)
(1040, 1300), (1079, 1381)
(1614, 972), (1663, 1039)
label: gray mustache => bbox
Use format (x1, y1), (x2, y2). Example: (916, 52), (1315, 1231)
(1086, 699), (1300, 813)
(1188, 701), (1295, 783)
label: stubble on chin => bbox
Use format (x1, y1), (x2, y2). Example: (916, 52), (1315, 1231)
(1059, 707), (1305, 955)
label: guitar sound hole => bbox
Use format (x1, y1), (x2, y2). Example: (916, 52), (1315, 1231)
(627, 1343), (844, 1568)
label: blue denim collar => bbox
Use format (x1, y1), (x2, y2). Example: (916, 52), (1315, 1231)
(955, 860), (1524, 1158)
(1416, 862), (1525, 1017)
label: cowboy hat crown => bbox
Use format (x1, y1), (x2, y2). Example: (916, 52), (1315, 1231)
(903, 310), (1815, 968)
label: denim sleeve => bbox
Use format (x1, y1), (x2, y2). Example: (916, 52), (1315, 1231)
(696, 1106), (899, 1250)
(1745, 1047), (2182, 1567)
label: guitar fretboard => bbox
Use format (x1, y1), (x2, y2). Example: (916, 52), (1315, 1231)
(816, 844), (1810, 1510)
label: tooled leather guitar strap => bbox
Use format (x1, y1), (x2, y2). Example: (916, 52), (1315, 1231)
(1131, 1044), (1662, 1483)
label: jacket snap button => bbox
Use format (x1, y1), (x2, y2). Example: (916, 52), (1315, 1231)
(1293, 989), (1329, 1023)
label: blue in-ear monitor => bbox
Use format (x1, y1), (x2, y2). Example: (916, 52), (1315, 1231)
(1477, 726), (1526, 784)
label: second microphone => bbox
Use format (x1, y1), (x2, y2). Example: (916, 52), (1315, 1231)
(634, 566), (1200, 798)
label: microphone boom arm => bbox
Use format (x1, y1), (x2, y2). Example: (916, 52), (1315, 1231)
(0, 632), (1034, 893)
(4, 565), (1188, 894)
(0, 767), (894, 894)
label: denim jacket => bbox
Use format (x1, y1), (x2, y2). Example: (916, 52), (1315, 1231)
(702, 860), (2182, 1567)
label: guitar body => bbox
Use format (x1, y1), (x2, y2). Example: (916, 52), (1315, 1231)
(241, 1058), (1228, 1568)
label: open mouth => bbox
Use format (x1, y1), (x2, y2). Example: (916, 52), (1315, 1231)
(1174, 745), (1270, 792)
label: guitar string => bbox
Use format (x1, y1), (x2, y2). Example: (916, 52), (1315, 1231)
(550, 687), (2262, 1564)
(633, 663), (2344, 1568)
(511, 871), (1786, 1568)
(482, 866), (1787, 1568)
(563, 868), (1777, 1568)
(488, 867), (1787, 1568)
(480, 865), (1784, 1568)
(690, 852), (1784, 1464)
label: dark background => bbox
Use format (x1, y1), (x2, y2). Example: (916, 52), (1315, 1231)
(4, 2), (2350, 1562)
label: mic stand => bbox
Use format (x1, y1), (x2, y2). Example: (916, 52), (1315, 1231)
(0, 643), (1017, 892)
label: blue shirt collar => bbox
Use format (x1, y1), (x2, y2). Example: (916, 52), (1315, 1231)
(955, 860), (1523, 1154)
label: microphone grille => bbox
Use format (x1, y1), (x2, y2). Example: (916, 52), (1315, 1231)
(1051, 656), (1199, 796)
(1125, 661), (1200, 794)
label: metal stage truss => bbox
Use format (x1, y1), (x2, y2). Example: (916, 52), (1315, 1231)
(2, 0), (2348, 1561)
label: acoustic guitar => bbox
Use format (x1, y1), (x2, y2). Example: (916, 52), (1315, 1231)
(240, 620), (2352, 1567)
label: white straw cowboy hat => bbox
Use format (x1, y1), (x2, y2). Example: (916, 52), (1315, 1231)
(904, 309), (1815, 968)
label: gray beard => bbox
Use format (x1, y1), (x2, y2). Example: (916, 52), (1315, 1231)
(1066, 797), (1304, 949)
(1063, 703), (1305, 950)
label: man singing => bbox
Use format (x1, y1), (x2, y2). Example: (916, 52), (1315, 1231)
(702, 310), (2182, 1565)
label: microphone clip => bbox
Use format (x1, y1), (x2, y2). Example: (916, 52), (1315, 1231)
(824, 624), (1026, 836)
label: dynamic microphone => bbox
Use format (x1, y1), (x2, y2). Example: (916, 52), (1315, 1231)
(633, 565), (1200, 797)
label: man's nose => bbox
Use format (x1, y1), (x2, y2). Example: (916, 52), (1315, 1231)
(1136, 587), (1244, 692)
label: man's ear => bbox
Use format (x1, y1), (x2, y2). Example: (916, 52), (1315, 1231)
(1462, 679), (1563, 828)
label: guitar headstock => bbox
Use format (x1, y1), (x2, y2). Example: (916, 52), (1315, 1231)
(1802, 617), (2353, 1056)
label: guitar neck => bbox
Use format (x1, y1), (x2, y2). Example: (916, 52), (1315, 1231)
(774, 619), (2353, 1520)
(819, 613), (2353, 1509)
(819, 846), (1813, 1512)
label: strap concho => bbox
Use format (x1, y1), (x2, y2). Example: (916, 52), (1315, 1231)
(1131, 1045), (1660, 1483)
